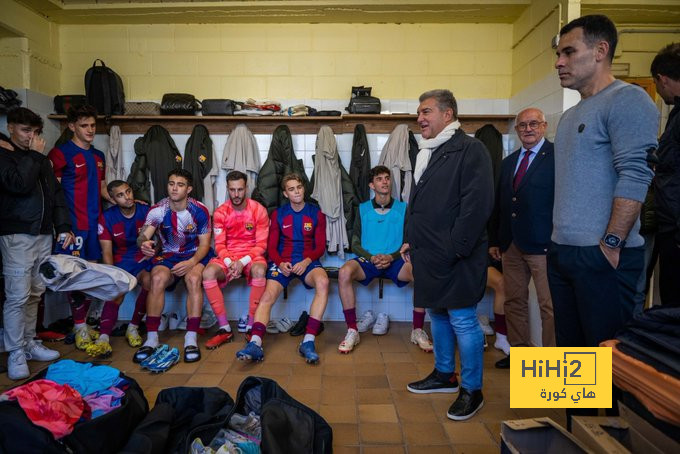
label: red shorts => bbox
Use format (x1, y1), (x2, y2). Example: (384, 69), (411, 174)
(208, 255), (267, 287)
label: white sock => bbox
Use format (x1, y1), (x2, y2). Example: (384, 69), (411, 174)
(74, 322), (87, 331)
(98, 334), (110, 343)
(143, 331), (159, 348)
(184, 331), (197, 347)
(128, 323), (138, 330)
(220, 324), (232, 332)
(303, 333), (315, 343)
(250, 334), (262, 346)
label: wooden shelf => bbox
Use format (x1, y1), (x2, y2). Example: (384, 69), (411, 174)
(48, 113), (515, 135)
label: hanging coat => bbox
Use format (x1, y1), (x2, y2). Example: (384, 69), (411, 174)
(378, 124), (412, 202)
(183, 124), (213, 204)
(127, 125), (182, 204)
(349, 124), (371, 203)
(105, 125), (126, 184)
(475, 124), (503, 188)
(221, 123), (261, 197)
(252, 125), (309, 214)
(39, 255), (137, 301)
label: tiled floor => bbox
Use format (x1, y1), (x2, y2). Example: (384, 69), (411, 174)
(0, 322), (565, 453)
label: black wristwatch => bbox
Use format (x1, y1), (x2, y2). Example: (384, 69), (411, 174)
(602, 232), (625, 249)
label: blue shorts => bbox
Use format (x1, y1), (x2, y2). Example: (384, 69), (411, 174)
(266, 260), (324, 290)
(54, 228), (101, 261)
(117, 259), (152, 278)
(354, 256), (409, 288)
(152, 250), (214, 291)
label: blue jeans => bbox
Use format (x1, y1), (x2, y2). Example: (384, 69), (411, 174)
(428, 305), (484, 391)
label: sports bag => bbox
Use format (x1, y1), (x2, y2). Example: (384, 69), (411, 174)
(84, 59), (125, 115)
(0, 364), (148, 454)
(0, 86), (22, 113)
(160, 93), (200, 115)
(124, 101), (161, 116)
(201, 99), (235, 115)
(54, 95), (87, 114)
(347, 95), (381, 114)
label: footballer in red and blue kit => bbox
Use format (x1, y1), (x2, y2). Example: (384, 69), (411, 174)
(49, 140), (105, 260)
(266, 202), (326, 288)
(98, 202), (151, 277)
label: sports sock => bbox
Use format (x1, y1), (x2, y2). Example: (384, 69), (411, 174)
(130, 289), (148, 326)
(250, 334), (263, 346)
(143, 331), (159, 348)
(186, 316), (201, 333)
(252, 321), (266, 340)
(99, 301), (119, 336)
(413, 309), (426, 330)
(303, 333), (315, 343)
(248, 278), (266, 321)
(69, 292), (90, 325)
(204, 280), (229, 328)
(494, 313), (507, 335)
(98, 334), (110, 344)
(74, 322), (88, 331)
(184, 331), (197, 347)
(306, 317), (321, 336)
(343, 308), (358, 330)
(146, 315), (161, 332)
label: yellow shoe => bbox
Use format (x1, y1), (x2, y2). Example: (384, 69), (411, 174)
(85, 339), (113, 358)
(126, 326), (143, 348)
(74, 326), (94, 350)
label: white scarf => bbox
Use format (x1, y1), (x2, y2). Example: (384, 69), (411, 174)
(414, 120), (460, 182)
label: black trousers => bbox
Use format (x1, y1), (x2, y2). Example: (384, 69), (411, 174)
(547, 242), (643, 430)
(656, 231), (680, 307)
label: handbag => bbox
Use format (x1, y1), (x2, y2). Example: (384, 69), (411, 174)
(124, 101), (161, 116)
(54, 95), (88, 114)
(160, 93), (200, 115)
(201, 99), (235, 116)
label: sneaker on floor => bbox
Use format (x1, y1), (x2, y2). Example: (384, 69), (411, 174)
(159, 314), (170, 331)
(168, 313), (181, 330)
(205, 328), (234, 349)
(147, 347), (180, 373)
(494, 333), (511, 356)
(407, 369), (459, 394)
(338, 329), (360, 354)
(24, 340), (60, 361)
(478, 315), (495, 336)
(298, 340), (320, 364)
(126, 326), (143, 348)
(356, 310), (377, 333)
(8, 350), (29, 380)
(266, 320), (280, 334)
(236, 341), (264, 362)
(447, 387), (484, 421)
(275, 317), (294, 333)
(237, 315), (248, 333)
(289, 311), (309, 337)
(74, 326), (95, 350)
(36, 330), (66, 342)
(410, 328), (433, 352)
(372, 312), (389, 335)
(85, 339), (112, 359)
(200, 309), (217, 329)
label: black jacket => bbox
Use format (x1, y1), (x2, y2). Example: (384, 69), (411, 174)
(406, 129), (494, 309)
(0, 140), (71, 236)
(489, 140), (555, 254)
(349, 124), (370, 203)
(183, 124), (213, 203)
(654, 98), (680, 243)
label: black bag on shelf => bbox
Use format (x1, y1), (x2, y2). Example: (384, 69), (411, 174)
(0, 86), (22, 113)
(347, 95), (381, 114)
(54, 95), (88, 114)
(160, 94), (200, 115)
(84, 59), (125, 115)
(201, 99), (235, 116)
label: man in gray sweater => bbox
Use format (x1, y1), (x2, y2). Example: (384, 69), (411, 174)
(551, 14), (657, 347)
(551, 14), (658, 427)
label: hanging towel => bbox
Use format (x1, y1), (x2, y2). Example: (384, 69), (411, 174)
(105, 125), (126, 184)
(378, 124), (412, 201)
(221, 124), (261, 197)
(311, 126), (348, 257)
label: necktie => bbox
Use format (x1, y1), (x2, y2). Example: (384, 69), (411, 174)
(513, 149), (533, 191)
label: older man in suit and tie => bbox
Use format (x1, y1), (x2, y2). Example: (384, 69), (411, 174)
(489, 107), (556, 369)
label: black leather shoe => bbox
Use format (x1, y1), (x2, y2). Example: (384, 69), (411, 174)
(289, 311), (309, 336)
(447, 387), (484, 420)
(407, 369), (459, 394)
(495, 355), (510, 369)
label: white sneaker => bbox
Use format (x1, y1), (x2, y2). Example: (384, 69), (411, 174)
(8, 350), (29, 380)
(159, 313), (169, 331)
(169, 313), (181, 330)
(24, 340), (60, 361)
(494, 333), (511, 356)
(372, 313), (389, 335)
(478, 315), (495, 336)
(338, 329), (360, 354)
(356, 310), (377, 333)
(237, 314), (248, 333)
(410, 328), (433, 352)
(200, 309), (217, 329)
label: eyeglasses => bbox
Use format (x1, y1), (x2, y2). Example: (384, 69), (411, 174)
(516, 121), (545, 130)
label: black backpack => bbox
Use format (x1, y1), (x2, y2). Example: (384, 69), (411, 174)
(84, 59), (125, 115)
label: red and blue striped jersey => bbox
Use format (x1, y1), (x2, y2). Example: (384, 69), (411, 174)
(144, 198), (211, 256)
(48, 140), (105, 231)
(98, 203), (150, 265)
(268, 203), (326, 265)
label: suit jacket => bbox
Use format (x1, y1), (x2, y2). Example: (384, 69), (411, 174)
(406, 128), (494, 309)
(489, 139), (554, 254)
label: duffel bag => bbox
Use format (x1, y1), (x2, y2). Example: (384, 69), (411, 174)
(54, 95), (88, 114)
(124, 101), (161, 116)
(201, 99), (235, 115)
(161, 93), (200, 115)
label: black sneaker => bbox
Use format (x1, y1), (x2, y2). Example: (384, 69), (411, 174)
(447, 387), (484, 421)
(495, 355), (510, 369)
(407, 369), (459, 394)
(289, 311), (309, 337)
